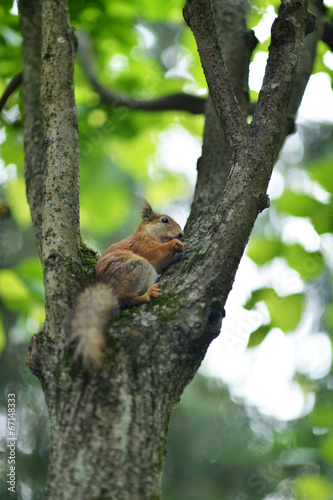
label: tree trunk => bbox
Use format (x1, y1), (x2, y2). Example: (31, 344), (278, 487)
(19, 0), (321, 498)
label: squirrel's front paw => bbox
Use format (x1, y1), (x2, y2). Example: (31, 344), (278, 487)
(173, 239), (187, 252)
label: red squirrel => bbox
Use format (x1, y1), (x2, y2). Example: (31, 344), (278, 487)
(71, 200), (186, 370)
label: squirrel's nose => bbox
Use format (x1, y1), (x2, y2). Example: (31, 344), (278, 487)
(178, 230), (184, 239)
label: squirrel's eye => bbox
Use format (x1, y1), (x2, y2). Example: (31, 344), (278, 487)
(161, 217), (169, 224)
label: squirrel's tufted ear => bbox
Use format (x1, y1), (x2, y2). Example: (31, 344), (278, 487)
(138, 198), (156, 222)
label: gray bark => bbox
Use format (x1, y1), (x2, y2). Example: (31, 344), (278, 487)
(186, 0), (255, 234)
(18, 0), (322, 498)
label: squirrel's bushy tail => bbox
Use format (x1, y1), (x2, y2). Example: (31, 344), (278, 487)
(70, 283), (118, 370)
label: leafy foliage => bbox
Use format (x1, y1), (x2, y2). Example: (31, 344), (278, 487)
(245, 123), (333, 349)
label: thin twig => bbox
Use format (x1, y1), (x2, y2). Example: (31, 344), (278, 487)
(79, 31), (206, 115)
(0, 72), (23, 115)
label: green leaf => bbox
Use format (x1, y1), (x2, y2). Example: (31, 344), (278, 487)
(4, 177), (31, 228)
(246, 237), (282, 265)
(16, 256), (44, 300)
(295, 474), (333, 500)
(247, 324), (270, 348)
(320, 433), (333, 464)
(283, 243), (325, 281)
(275, 191), (323, 217)
(244, 288), (304, 332)
(244, 287), (276, 311)
(311, 202), (333, 235)
(309, 158), (333, 194)
(310, 404), (333, 429)
(16, 256), (43, 281)
(312, 40), (333, 77)
(0, 269), (31, 311)
(1, 126), (24, 168)
(268, 293), (304, 332)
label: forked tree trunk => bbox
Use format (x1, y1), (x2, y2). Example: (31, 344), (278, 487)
(19, 0), (320, 497)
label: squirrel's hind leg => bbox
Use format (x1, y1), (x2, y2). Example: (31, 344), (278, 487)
(127, 283), (161, 306)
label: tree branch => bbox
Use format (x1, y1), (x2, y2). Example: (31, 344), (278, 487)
(251, 0), (316, 158)
(278, 0), (324, 144)
(0, 72), (22, 115)
(183, 0), (248, 153)
(79, 31), (206, 115)
(185, 0), (255, 239)
(171, 0), (313, 363)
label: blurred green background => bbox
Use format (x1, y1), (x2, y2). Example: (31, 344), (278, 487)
(1, 0), (333, 498)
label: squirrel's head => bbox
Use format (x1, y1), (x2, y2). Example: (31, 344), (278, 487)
(138, 199), (184, 242)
